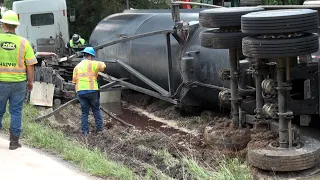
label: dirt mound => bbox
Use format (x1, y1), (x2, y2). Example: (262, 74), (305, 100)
(247, 127), (278, 150)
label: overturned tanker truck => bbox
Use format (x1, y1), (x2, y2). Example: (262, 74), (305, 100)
(35, 0), (320, 174)
(86, 2), (320, 174)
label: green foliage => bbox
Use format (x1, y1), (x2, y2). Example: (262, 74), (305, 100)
(3, 0), (13, 9)
(183, 158), (253, 180)
(263, 0), (307, 5)
(67, 0), (169, 41)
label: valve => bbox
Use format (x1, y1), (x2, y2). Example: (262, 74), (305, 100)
(218, 90), (231, 104)
(262, 103), (278, 119)
(261, 79), (277, 94)
(218, 69), (230, 81)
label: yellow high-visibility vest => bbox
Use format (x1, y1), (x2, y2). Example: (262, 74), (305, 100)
(69, 38), (85, 48)
(72, 60), (106, 92)
(0, 33), (38, 82)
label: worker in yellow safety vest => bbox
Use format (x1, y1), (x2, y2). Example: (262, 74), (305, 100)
(0, 10), (38, 150)
(72, 47), (106, 135)
(66, 34), (86, 49)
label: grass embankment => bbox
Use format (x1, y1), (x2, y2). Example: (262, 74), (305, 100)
(1, 104), (253, 180)
(2, 104), (135, 180)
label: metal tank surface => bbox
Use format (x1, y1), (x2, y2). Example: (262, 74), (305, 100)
(89, 9), (239, 108)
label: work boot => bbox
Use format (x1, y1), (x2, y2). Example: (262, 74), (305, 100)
(9, 131), (22, 150)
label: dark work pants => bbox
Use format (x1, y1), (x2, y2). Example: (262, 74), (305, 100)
(77, 91), (103, 135)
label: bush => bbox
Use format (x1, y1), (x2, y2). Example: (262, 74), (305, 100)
(67, 0), (169, 40)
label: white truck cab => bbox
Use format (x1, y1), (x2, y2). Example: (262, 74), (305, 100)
(12, 0), (72, 55)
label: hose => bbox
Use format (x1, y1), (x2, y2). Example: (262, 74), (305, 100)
(34, 98), (79, 123)
(34, 97), (134, 128)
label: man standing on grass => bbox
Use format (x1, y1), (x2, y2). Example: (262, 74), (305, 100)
(72, 47), (106, 136)
(0, 10), (37, 150)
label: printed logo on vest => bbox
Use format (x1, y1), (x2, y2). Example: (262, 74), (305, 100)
(1, 42), (17, 50)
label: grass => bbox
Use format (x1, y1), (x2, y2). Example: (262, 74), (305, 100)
(152, 147), (253, 180)
(183, 157), (253, 180)
(1, 103), (136, 180)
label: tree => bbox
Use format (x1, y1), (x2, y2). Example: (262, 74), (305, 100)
(67, 0), (169, 40)
(3, 0), (13, 9)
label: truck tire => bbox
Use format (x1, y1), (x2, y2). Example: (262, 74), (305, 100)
(241, 9), (319, 34)
(240, 0), (263, 6)
(200, 29), (245, 49)
(242, 33), (319, 58)
(248, 136), (320, 172)
(199, 7), (265, 28)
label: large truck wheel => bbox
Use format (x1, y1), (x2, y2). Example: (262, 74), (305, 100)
(200, 29), (245, 49)
(248, 136), (320, 172)
(242, 33), (319, 58)
(199, 7), (265, 28)
(241, 9), (319, 34)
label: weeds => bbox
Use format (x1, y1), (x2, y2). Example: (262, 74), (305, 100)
(2, 104), (135, 180)
(145, 168), (153, 180)
(183, 157), (253, 180)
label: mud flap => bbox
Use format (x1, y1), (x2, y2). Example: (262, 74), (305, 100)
(31, 66), (55, 107)
(30, 81), (55, 107)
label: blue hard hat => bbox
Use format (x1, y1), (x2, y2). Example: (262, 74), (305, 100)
(82, 47), (95, 57)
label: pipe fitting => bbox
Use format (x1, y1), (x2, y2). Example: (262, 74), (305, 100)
(230, 71), (241, 80)
(263, 103), (278, 119)
(262, 79), (277, 94)
(218, 69), (230, 81)
(218, 90), (231, 104)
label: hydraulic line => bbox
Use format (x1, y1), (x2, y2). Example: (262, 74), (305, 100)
(34, 98), (79, 123)
(34, 97), (134, 127)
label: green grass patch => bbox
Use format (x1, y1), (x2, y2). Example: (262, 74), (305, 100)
(2, 104), (135, 180)
(183, 157), (253, 180)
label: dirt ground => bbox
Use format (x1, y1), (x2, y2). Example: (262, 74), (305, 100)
(39, 90), (279, 179)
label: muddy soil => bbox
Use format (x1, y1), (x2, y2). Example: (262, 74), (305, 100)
(38, 91), (278, 179)
(121, 90), (228, 132)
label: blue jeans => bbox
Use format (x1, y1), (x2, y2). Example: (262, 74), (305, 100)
(0, 81), (26, 137)
(77, 91), (103, 135)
